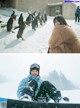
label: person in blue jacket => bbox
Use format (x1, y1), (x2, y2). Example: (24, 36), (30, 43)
(75, 6), (80, 23)
(17, 63), (63, 103)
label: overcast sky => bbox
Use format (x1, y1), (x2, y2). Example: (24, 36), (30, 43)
(0, 54), (80, 86)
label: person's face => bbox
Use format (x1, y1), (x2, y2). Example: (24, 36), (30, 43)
(54, 20), (60, 26)
(31, 70), (39, 76)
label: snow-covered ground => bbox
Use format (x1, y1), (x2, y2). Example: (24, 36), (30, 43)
(0, 8), (80, 53)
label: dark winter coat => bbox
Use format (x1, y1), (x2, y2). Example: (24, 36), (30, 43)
(75, 8), (80, 14)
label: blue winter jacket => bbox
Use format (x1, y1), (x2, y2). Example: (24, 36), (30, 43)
(17, 74), (43, 99)
(75, 9), (80, 14)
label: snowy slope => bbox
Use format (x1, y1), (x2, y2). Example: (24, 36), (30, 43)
(0, 8), (80, 53)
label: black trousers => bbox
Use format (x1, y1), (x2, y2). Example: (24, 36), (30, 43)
(75, 14), (80, 22)
(22, 80), (62, 102)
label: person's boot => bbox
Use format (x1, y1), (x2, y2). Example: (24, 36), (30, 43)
(20, 93), (32, 101)
(53, 90), (62, 103)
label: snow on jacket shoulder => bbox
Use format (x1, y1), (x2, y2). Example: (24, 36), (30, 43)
(17, 74), (43, 99)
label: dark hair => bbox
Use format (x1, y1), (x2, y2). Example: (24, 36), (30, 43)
(77, 6), (79, 9)
(53, 15), (68, 25)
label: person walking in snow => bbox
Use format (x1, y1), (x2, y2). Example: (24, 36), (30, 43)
(75, 6), (80, 23)
(48, 15), (80, 53)
(17, 63), (68, 103)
